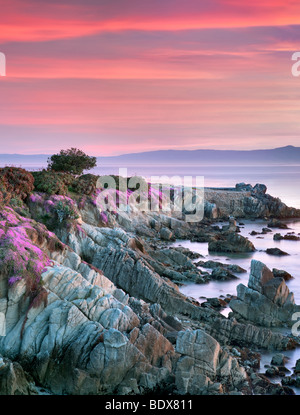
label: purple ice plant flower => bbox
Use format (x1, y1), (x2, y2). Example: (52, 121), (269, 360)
(8, 276), (23, 286)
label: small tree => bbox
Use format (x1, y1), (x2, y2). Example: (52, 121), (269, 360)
(47, 148), (97, 175)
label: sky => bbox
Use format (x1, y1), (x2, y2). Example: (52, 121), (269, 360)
(0, 0), (300, 156)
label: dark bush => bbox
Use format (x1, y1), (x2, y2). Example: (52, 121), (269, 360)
(47, 148), (97, 175)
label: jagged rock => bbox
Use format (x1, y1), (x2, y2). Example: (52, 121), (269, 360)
(211, 267), (239, 281)
(0, 356), (38, 395)
(204, 317), (296, 350)
(272, 268), (294, 281)
(230, 260), (300, 327)
(252, 184), (267, 195)
(175, 329), (248, 394)
(251, 373), (295, 395)
(171, 247), (202, 260)
(196, 260), (246, 273)
(208, 232), (255, 253)
(2, 184), (299, 396)
(294, 359), (300, 374)
(202, 298), (227, 309)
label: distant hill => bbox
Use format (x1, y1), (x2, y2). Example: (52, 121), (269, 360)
(0, 145), (300, 168)
(97, 145), (300, 166)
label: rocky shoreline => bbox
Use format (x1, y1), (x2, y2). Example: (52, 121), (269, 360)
(0, 169), (300, 395)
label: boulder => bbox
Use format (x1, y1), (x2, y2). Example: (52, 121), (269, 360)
(294, 359), (300, 374)
(266, 248), (289, 256)
(230, 260), (300, 327)
(196, 260), (246, 273)
(252, 184), (267, 195)
(211, 267), (239, 281)
(248, 260), (274, 294)
(273, 233), (300, 241)
(208, 232), (255, 253)
(271, 354), (286, 366)
(160, 227), (174, 241)
(175, 329), (247, 394)
(0, 356), (38, 395)
(267, 219), (289, 229)
(272, 268), (293, 281)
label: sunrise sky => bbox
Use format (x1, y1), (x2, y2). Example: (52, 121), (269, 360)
(0, 0), (300, 156)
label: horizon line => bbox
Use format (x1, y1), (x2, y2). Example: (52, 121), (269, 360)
(0, 144), (297, 158)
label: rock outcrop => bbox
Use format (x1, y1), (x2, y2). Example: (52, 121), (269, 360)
(230, 260), (300, 327)
(205, 184), (300, 219)
(175, 329), (248, 394)
(1, 176), (299, 396)
(208, 231), (256, 253)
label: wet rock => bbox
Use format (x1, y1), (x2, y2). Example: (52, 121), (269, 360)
(204, 317), (296, 351)
(239, 348), (260, 369)
(196, 260), (246, 273)
(211, 267), (239, 281)
(262, 228), (272, 234)
(251, 373), (294, 395)
(272, 268), (294, 281)
(230, 260), (300, 328)
(265, 366), (279, 377)
(267, 219), (289, 229)
(208, 231), (255, 253)
(271, 354), (287, 366)
(273, 233), (300, 241)
(281, 376), (296, 386)
(0, 356), (38, 395)
(266, 248), (289, 256)
(201, 297), (227, 309)
(294, 359), (300, 374)
(172, 247), (203, 260)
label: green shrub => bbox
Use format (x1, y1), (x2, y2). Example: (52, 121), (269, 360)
(47, 148), (97, 175)
(32, 170), (74, 195)
(0, 167), (34, 201)
(73, 174), (99, 195)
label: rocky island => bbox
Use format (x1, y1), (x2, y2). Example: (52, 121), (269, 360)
(1, 167), (300, 395)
